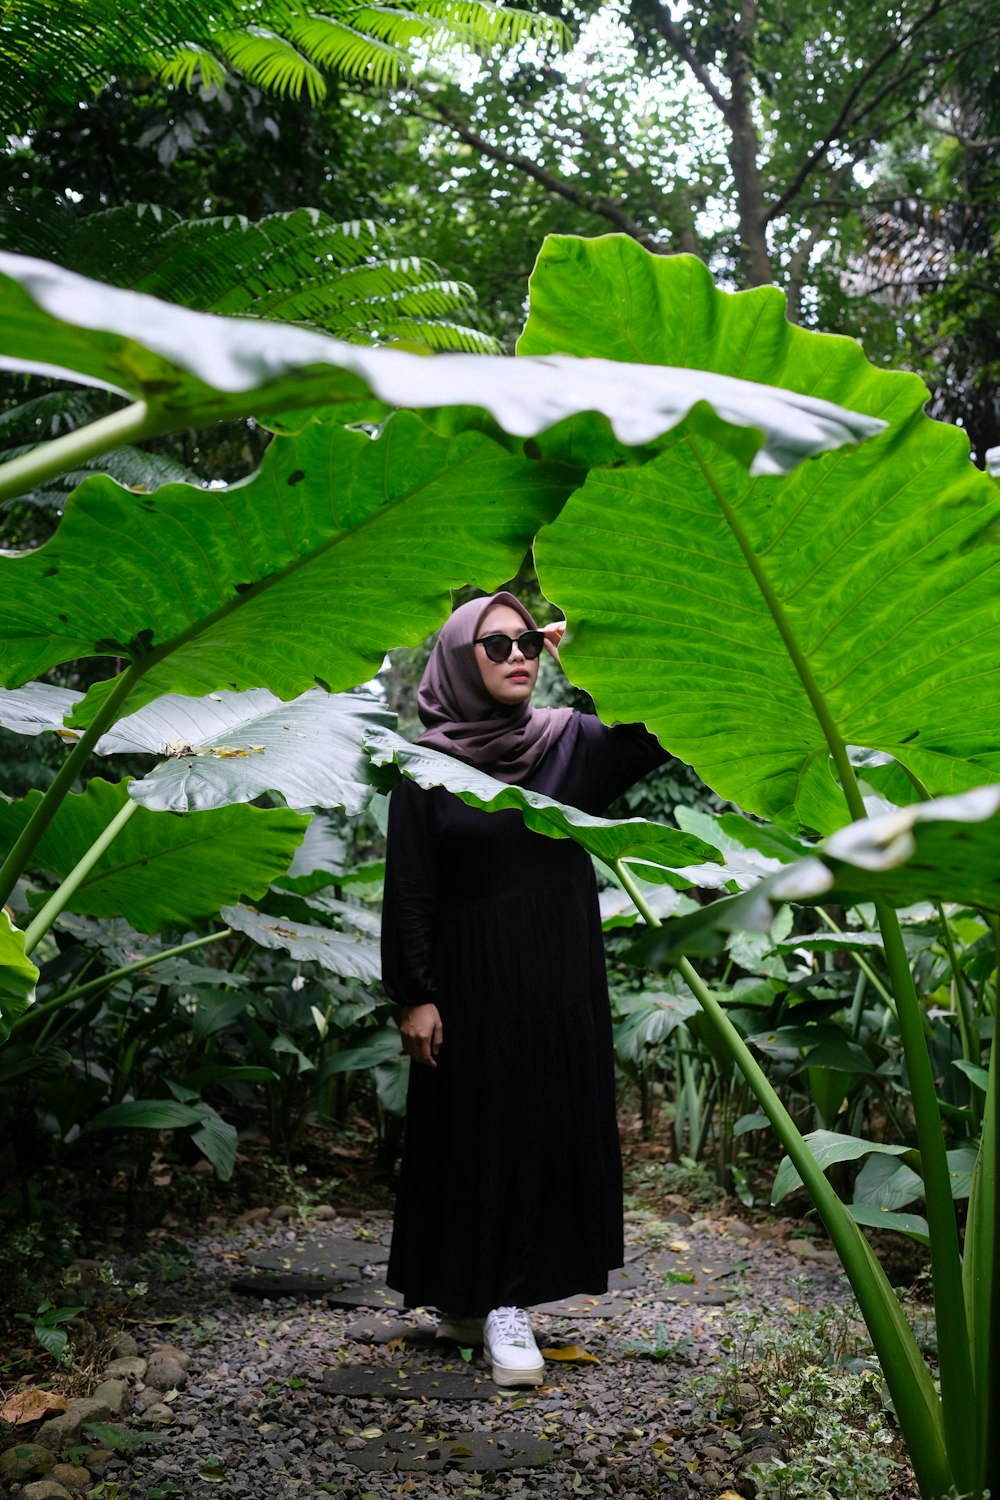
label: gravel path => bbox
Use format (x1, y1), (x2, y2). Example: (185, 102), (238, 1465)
(68, 1204), (868, 1500)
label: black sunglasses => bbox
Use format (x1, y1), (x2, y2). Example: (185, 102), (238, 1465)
(474, 630), (546, 663)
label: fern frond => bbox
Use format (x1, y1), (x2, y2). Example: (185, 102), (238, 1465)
(0, 0), (278, 126)
(215, 27), (327, 101)
(388, 0), (570, 50)
(0, 388), (106, 443)
(245, 264), (475, 325)
(284, 14), (407, 85)
(155, 43), (230, 93)
(1, 0), (570, 126)
(1, 445), (202, 507)
(0, 196), (496, 353)
(0, 389), (199, 507)
(374, 318), (502, 353)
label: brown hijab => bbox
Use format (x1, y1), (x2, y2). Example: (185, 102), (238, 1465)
(416, 592), (574, 783)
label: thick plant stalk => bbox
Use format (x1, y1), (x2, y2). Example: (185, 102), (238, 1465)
(689, 436), (980, 1496)
(0, 661), (147, 909)
(0, 401), (155, 505)
(12, 928), (232, 1026)
(935, 901), (978, 1072)
(614, 858), (952, 1498)
(22, 797), (140, 955)
(962, 1037), (997, 1495)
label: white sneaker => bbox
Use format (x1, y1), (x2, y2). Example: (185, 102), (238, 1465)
(484, 1306), (544, 1387)
(435, 1313), (485, 1345)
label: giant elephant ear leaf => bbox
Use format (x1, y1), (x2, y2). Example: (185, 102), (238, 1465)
(1, 911), (38, 1040)
(97, 688), (392, 814)
(366, 729), (720, 876)
(0, 410), (573, 727)
(0, 779), (308, 932)
(0, 250), (882, 474)
(523, 235), (1000, 835)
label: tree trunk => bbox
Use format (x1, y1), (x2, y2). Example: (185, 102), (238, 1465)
(722, 1), (773, 286)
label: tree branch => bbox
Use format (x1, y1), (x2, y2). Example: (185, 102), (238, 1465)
(767, 0), (955, 220)
(405, 91), (667, 251)
(641, 1), (731, 117)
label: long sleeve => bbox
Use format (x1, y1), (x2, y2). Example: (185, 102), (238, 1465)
(380, 777), (440, 1009)
(562, 716), (670, 815)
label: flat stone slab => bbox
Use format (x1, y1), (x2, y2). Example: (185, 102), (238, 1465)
(348, 1431), (557, 1472)
(605, 1261), (650, 1291)
(231, 1273), (339, 1299)
(647, 1248), (740, 1304)
(323, 1284), (406, 1311)
(318, 1365), (489, 1400)
(344, 1316), (438, 1347)
(246, 1233), (389, 1278)
(533, 1292), (631, 1318)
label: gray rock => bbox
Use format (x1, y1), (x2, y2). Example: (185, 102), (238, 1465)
(18, 1483), (74, 1500)
(107, 1330), (140, 1358)
(133, 1386), (167, 1410)
(144, 1402), (176, 1423)
(149, 1342), (191, 1370)
(49, 1462), (94, 1489)
(34, 1395), (116, 1450)
(271, 1202), (299, 1221)
(91, 1378), (129, 1414)
(103, 1355), (147, 1379)
(145, 1353), (188, 1390)
(0, 1444), (56, 1482)
(234, 1206), (272, 1225)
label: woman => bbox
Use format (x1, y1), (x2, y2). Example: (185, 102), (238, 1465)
(381, 591), (667, 1387)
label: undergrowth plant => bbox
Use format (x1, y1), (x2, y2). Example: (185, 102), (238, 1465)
(706, 1303), (902, 1500)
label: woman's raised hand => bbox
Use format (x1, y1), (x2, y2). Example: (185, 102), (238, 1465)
(542, 619), (566, 666)
(400, 1002), (443, 1067)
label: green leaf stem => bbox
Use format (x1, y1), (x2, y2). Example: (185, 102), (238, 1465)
(0, 779), (307, 932)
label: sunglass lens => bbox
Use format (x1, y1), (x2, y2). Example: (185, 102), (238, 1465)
(482, 634), (512, 662)
(479, 631), (545, 662)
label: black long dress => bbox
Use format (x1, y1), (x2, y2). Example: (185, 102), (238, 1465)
(381, 711), (667, 1315)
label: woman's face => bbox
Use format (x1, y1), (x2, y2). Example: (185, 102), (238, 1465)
(474, 603), (539, 706)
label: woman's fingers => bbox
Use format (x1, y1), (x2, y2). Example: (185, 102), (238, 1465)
(401, 1003), (443, 1067)
(542, 620), (565, 666)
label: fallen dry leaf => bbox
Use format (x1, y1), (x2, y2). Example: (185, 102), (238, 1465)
(1, 1388), (70, 1425)
(540, 1345), (601, 1365)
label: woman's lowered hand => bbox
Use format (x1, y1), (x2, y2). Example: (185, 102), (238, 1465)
(400, 1002), (443, 1067)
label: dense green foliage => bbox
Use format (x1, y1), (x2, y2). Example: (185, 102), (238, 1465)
(0, 235), (997, 1497)
(1, 6), (998, 1494)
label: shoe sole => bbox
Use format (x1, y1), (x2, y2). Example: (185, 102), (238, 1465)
(487, 1352), (545, 1387)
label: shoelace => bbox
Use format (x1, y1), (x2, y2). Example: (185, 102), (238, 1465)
(489, 1306), (534, 1347)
